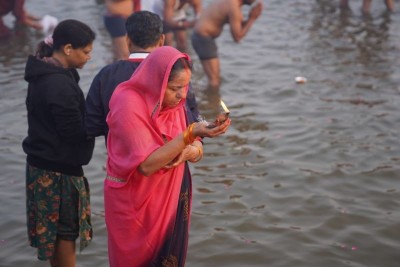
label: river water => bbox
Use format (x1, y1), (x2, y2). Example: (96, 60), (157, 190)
(1, 0), (400, 266)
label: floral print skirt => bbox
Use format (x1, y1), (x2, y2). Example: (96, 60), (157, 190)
(26, 164), (92, 260)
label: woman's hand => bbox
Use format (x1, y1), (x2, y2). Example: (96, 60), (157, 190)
(163, 118), (231, 170)
(20, 11), (43, 30)
(188, 141), (203, 163)
(164, 141), (203, 168)
(193, 118), (231, 138)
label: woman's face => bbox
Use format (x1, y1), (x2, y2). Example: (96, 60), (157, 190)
(162, 68), (191, 109)
(67, 43), (93, 69)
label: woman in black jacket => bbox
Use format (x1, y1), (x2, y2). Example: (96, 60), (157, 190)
(23, 19), (95, 267)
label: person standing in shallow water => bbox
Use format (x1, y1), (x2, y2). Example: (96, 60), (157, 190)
(103, 0), (141, 60)
(86, 10), (166, 142)
(104, 46), (231, 266)
(191, 0), (262, 89)
(23, 19), (95, 267)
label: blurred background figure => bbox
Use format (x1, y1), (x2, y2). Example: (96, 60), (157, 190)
(191, 0), (262, 89)
(150, 0), (202, 52)
(0, 0), (42, 38)
(339, 0), (394, 13)
(104, 0), (140, 60)
(86, 10), (166, 142)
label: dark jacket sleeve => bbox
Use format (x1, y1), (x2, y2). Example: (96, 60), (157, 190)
(46, 74), (89, 144)
(185, 83), (201, 124)
(85, 71), (106, 138)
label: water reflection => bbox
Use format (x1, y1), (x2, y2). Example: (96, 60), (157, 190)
(310, 0), (393, 67)
(308, 0), (396, 107)
(0, 27), (41, 72)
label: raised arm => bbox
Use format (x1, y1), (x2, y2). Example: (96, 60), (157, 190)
(229, 1), (262, 42)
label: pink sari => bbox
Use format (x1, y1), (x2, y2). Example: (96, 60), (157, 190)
(105, 46), (191, 266)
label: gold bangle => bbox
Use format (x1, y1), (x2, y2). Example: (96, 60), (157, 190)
(196, 145), (202, 157)
(183, 123), (196, 145)
(192, 145), (203, 162)
(188, 123), (195, 142)
(183, 123), (195, 145)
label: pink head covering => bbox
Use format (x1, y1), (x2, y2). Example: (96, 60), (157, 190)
(104, 46), (192, 266)
(106, 45), (191, 186)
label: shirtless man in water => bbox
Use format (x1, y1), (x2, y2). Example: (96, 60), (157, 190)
(104, 0), (140, 60)
(191, 0), (262, 89)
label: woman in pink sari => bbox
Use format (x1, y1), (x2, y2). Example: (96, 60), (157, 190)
(104, 46), (230, 266)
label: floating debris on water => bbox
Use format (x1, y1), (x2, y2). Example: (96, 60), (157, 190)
(295, 76), (307, 84)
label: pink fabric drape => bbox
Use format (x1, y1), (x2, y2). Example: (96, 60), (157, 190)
(104, 46), (190, 266)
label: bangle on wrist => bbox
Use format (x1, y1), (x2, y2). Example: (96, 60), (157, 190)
(183, 123), (196, 145)
(192, 145), (203, 162)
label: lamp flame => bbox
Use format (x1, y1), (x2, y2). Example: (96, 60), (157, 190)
(220, 99), (230, 113)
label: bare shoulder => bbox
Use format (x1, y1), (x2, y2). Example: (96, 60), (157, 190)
(105, 0), (133, 16)
(164, 0), (176, 8)
(205, 0), (237, 13)
(197, 0), (241, 24)
(194, 0), (235, 36)
(223, 0), (241, 11)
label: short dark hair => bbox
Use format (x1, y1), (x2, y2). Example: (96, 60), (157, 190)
(125, 11), (163, 49)
(36, 19), (96, 58)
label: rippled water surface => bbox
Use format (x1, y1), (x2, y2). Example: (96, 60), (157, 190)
(1, 0), (400, 266)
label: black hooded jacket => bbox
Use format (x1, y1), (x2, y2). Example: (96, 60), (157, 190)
(23, 55), (94, 176)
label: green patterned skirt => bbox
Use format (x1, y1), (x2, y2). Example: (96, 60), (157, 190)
(26, 164), (92, 260)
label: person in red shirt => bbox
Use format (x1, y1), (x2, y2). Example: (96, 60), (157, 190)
(0, 0), (42, 38)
